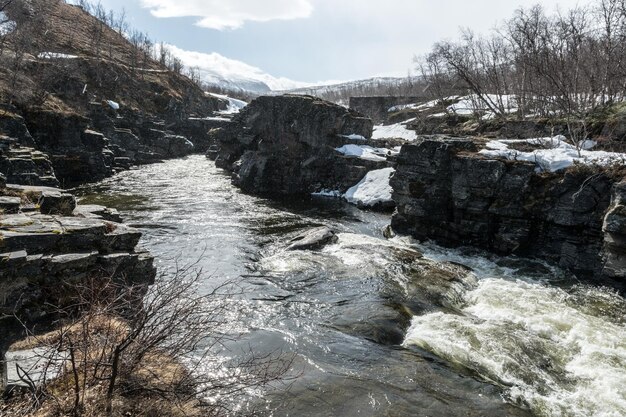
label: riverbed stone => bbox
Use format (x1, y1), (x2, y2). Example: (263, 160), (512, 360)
(288, 227), (339, 251)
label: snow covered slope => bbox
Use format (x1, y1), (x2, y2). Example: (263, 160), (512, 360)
(166, 44), (310, 93)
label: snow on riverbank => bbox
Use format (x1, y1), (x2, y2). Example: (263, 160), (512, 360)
(480, 136), (626, 172)
(372, 121), (418, 141)
(312, 168), (396, 208)
(335, 144), (393, 162)
(344, 168), (395, 207)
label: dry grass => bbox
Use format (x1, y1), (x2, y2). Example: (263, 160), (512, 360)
(3, 315), (205, 417)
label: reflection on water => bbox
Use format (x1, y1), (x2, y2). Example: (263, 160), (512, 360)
(75, 156), (625, 417)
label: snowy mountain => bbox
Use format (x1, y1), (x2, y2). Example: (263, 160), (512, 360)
(167, 44), (416, 98)
(165, 44), (311, 93)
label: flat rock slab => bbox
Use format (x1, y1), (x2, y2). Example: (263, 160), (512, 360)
(4, 347), (69, 389)
(288, 226), (338, 251)
(38, 191), (76, 216)
(0, 213), (140, 254)
(0, 196), (21, 214)
(74, 204), (122, 222)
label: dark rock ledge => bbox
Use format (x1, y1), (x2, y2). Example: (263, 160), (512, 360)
(390, 137), (626, 282)
(0, 184), (156, 328)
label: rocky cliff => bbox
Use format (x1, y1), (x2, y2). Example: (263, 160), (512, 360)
(0, 184), (156, 324)
(212, 95), (387, 196)
(390, 138), (625, 281)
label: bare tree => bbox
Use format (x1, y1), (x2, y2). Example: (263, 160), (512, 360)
(5, 266), (296, 417)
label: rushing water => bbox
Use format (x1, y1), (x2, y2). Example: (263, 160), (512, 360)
(75, 155), (626, 417)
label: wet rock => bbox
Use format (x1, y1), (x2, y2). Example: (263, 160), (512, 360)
(0, 173), (6, 188)
(38, 191), (76, 216)
(214, 95), (378, 196)
(288, 226), (339, 251)
(160, 134), (194, 157)
(114, 157), (132, 169)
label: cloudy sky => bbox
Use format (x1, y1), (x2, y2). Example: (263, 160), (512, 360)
(93, 0), (586, 84)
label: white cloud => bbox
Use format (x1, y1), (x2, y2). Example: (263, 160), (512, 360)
(140, 0), (313, 30)
(163, 44), (311, 91)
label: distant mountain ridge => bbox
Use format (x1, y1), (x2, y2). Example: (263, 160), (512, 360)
(166, 44), (418, 99)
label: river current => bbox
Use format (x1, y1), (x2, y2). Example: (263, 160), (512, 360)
(76, 155), (626, 417)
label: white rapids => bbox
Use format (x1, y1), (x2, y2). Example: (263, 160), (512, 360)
(403, 277), (626, 417)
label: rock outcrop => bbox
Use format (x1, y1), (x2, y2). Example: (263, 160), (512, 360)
(212, 95), (384, 196)
(603, 181), (626, 278)
(0, 185), (156, 324)
(0, 135), (59, 187)
(287, 226), (338, 251)
(391, 138), (625, 281)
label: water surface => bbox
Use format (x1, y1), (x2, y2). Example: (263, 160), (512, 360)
(76, 156), (626, 417)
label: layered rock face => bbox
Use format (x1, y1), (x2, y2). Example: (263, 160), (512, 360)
(391, 138), (625, 280)
(0, 185), (156, 323)
(603, 181), (626, 278)
(0, 135), (59, 187)
(212, 95), (381, 195)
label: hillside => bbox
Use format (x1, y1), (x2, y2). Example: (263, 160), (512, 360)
(0, 0), (220, 117)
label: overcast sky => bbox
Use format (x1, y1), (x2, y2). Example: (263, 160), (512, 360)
(94, 0), (587, 83)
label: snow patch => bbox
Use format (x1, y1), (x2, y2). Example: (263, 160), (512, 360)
(106, 100), (120, 110)
(448, 94), (518, 116)
(344, 168), (395, 207)
(480, 136), (626, 172)
(38, 52), (79, 60)
(340, 134), (367, 141)
(312, 189), (342, 198)
(208, 92), (247, 114)
(335, 144), (391, 162)
(372, 122), (418, 141)
(0, 11), (16, 36)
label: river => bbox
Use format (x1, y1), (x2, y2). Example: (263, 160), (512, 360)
(75, 155), (626, 417)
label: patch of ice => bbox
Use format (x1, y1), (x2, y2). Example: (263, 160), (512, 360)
(344, 167), (395, 207)
(38, 52), (79, 59)
(480, 136), (626, 172)
(335, 144), (390, 162)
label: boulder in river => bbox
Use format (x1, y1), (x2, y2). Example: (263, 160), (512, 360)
(288, 226), (339, 251)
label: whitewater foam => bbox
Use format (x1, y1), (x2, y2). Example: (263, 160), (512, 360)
(403, 279), (626, 417)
